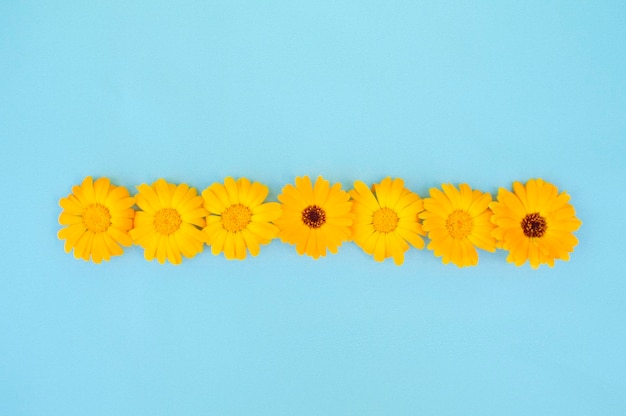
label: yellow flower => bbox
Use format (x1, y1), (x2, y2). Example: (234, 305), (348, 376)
(130, 178), (207, 264)
(490, 178), (582, 269)
(275, 176), (353, 259)
(350, 177), (425, 265)
(419, 183), (496, 267)
(57, 176), (135, 263)
(202, 177), (282, 260)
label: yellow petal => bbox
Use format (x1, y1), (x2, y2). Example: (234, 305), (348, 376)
(313, 176), (331, 206)
(224, 177), (240, 205)
(295, 176), (315, 205)
(154, 178), (172, 208)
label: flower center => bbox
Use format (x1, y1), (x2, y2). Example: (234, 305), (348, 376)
(372, 207), (399, 233)
(82, 203), (112, 233)
(154, 208), (182, 235)
(446, 209), (473, 239)
(222, 204), (252, 232)
(302, 205), (326, 229)
(521, 212), (547, 238)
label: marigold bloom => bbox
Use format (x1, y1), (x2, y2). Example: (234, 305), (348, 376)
(275, 176), (353, 259)
(58, 176), (135, 263)
(130, 178), (207, 264)
(350, 177), (425, 265)
(420, 184), (496, 267)
(490, 178), (582, 269)
(202, 177), (282, 260)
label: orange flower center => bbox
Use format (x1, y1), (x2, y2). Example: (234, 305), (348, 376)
(521, 212), (547, 238)
(222, 204), (252, 232)
(446, 210), (473, 239)
(82, 203), (112, 233)
(302, 205), (326, 229)
(372, 207), (399, 233)
(154, 208), (182, 235)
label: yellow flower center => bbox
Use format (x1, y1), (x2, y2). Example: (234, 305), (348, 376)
(302, 205), (326, 229)
(446, 209), (473, 239)
(154, 208), (182, 235)
(82, 203), (112, 233)
(521, 212), (547, 238)
(372, 207), (399, 233)
(222, 204), (252, 232)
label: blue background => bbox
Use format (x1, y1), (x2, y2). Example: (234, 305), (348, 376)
(1, 1), (625, 414)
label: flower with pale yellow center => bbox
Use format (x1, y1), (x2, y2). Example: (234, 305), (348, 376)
(419, 183), (496, 267)
(202, 177), (282, 260)
(350, 177), (425, 265)
(58, 176), (135, 263)
(130, 178), (207, 264)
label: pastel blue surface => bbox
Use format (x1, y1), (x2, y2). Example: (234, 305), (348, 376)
(1, 1), (625, 415)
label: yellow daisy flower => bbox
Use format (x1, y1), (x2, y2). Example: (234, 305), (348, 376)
(275, 176), (353, 259)
(202, 177), (282, 260)
(490, 178), (582, 269)
(130, 178), (207, 265)
(350, 177), (425, 265)
(419, 183), (496, 267)
(58, 176), (135, 263)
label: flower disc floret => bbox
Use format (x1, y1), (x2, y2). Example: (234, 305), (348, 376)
(521, 212), (547, 238)
(154, 208), (182, 235)
(301, 205), (326, 229)
(372, 207), (399, 233)
(82, 203), (112, 233)
(221, 204), (253, 232)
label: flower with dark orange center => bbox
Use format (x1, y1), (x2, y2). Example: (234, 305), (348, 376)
(490, 178), (582, 269)
(275, 176), (353, 259)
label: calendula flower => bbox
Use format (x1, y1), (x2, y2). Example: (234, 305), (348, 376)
(130, 178), (207, 264)
(419, 183), (496, 267)
(490, 178), (582, 269)
(202, 177), (282, 260)
(350, 177), (425, 265)
(275, 176), (353, 259)
(57, 176), (135, 263)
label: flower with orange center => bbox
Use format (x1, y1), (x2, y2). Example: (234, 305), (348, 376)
(202, 177), (282, 260)
(130, 178), (207, 264)
(350, 177), (425, 265)
(58, 176), (135, 263)
(419, 183), (496, 267)
(490, 178), (582, 269)
(274, 176), (353, 259)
